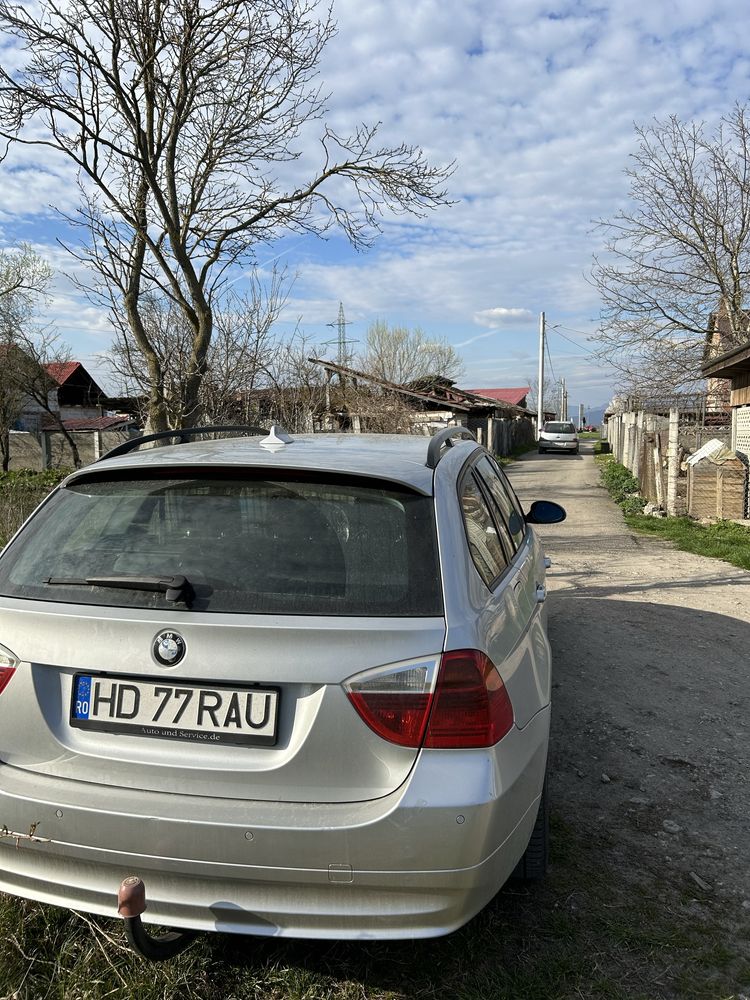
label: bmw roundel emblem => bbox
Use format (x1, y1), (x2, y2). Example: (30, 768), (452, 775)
(152, 630), (186, 666)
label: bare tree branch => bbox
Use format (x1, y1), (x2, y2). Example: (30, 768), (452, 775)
(0, 0), (454, 428)
(591, 106), (750, 394)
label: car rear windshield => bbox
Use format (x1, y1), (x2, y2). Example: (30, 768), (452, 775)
(543, 422), (575, 434)
(0, 471), (443, 617)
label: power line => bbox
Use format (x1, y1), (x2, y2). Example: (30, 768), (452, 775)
(543, 329), (557, 382)
(552, 325), (603, 359)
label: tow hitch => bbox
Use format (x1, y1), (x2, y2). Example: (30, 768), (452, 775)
(117, 876), (197, 961)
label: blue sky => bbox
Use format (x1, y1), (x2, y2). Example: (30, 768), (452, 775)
(2, 0), (750, 412)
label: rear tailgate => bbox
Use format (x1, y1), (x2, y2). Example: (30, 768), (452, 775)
(0, 601), (445, 803)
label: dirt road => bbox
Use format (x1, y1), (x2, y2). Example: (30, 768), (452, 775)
(508, 442), (750, 996)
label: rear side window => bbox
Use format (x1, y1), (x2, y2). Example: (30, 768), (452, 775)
(0, 473), (443, 617)
(474, 456), (526, 552)
(460, 476), (508, 587)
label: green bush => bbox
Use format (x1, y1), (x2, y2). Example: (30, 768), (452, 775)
(597, 456), (645, 515)
(0, 468), (71, 547)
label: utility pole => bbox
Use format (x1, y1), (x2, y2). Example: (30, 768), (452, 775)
(578, 402), (585, 430)
(559, 378), (565, 420)
(537, 312), (545, 438)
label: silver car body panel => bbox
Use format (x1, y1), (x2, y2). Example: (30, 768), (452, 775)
(0, 708), (549, 937)
(67, 434), (437, 495)
(433, 444), (551, 727)
(0, 600), (445, 803)
(0, 433), (552, 938)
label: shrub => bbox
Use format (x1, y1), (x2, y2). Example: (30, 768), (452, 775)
(0, 468), (71, 547)
(597, 457), (645, 515)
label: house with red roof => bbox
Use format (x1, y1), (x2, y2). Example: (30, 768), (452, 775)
(16, 360), (135, 434)
(8, 357), (138, 469)
(466, 387), (530, 409)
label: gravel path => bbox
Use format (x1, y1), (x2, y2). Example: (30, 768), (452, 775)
(509, 442), (750, 950)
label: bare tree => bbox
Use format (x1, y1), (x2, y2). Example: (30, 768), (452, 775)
(0, 243), (51, 306)
(0, 0), (453, 431)
(0, 244), (53, 470)
(360, 321), (463, 385)
(0, 343), (23, 471)
(591, 106), (750, 393)
(109, 271), (288, 425)
(263, 331), (327, 431)
(526, 377), (563, 421)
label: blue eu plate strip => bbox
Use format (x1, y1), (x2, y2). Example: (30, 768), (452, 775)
(74, 676), (92, 720)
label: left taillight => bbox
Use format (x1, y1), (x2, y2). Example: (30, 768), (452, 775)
(0, 643), (18, 696)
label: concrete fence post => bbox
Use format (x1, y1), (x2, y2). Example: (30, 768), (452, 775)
(667, 407), (679, 516)
(40, 431), (51, 470)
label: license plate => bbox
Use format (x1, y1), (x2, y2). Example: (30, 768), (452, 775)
(70, 674), (279, 746)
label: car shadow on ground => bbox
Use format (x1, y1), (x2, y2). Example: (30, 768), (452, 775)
(196, 600), (750, 999)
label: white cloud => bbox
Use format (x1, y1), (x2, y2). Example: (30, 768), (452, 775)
(473, 307), (534, 328)
(3, 0), (750, 404)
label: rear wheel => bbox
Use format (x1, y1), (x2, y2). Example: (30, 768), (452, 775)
(513, 774), (549, 881)
(538, 447), (545, 454)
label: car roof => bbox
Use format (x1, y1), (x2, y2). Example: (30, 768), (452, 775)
(68, 433), (463, 496)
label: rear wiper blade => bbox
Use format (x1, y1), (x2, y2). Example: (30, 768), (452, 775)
(45, 574), (193, 604)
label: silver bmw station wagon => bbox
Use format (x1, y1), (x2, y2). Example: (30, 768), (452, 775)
(0, 426), (564, 954)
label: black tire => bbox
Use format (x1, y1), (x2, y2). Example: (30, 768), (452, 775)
(573, 447), (579, 455)
(538, 447), (545, 454)
(512, 774), (549, 881)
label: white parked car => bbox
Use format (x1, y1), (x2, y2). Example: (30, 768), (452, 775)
(538, 421), (579, 454)
(0, 426), (565, 958)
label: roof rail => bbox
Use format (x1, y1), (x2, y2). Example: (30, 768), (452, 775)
(99, 425), (270, 462)
(425, 427), (477, 469)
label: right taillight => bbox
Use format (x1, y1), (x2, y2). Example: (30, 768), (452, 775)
(0, 643), (18, 695)
(344, 658), (438, 748)
(424, 649), (514, 749)
(344, 649), (514, 749)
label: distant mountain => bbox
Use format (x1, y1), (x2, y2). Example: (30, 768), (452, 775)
(584, 404), (607, 427)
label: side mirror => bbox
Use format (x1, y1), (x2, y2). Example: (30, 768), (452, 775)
(525, 500), (566, 524)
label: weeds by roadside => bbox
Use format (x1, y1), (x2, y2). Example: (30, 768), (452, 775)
(0, 469), (70, 547)
(596, 454), (645, 516)
(596, 455), (750, 570)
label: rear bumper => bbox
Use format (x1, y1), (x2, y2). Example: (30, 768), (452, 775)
(540, 440), (577, 451)
(0, 708), (549, 939)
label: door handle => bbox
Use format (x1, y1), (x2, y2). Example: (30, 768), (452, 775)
(535, 584), (547, 603)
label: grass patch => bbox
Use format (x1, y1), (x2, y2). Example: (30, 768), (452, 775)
(596, 454), (645, 516)
(624, 514), (750, 570)
(1, 818), (748, 999)
(497, 442), (537, 466)
(597, 455), (750, 569)
(0, 468), (70, 547)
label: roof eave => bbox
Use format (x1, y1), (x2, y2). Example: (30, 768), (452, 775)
(702, 340), (750, 379)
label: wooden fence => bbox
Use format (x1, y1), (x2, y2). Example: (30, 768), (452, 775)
(607, 409), (734, 517)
